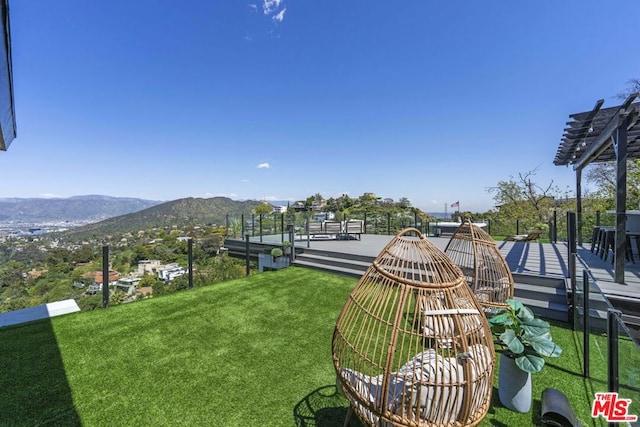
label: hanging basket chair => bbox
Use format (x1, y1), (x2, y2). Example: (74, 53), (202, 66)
(444, 221), (514, 310)
(332, 228), (494, 427)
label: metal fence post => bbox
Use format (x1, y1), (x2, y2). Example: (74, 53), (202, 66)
(102, 245), (109, 308)
(188, 238), (193, 289)
(280, 213), (284, 242)
(245, 233), (250, 276)
(583, 269), (590, 378)
(387, 212), (391, 235)
(607, 309), (622, 395)
(259, 214), (263, 243)
(516, 218), (520, 235)
(364, 212), (367, 234)
(306, 212), (310, 248)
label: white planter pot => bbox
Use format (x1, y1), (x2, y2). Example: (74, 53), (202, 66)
(498, 352), (532, 413)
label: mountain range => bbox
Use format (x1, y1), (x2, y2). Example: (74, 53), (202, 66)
(60, 196), (264, 239)
(0, 195), (163, 224)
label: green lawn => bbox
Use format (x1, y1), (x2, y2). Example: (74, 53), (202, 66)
(0, 267), (612, 426)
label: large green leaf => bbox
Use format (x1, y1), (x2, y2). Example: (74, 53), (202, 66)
(488, 313), (513, 326)
(500, 329), (525, 355)
(517, 305), (534, 322)
(521, 319), (550, 337)
(528, 335), (562, 357)
(507, 299), (523, 312)
(515, 354), (546, 373)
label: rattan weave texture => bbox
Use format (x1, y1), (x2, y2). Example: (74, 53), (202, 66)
(444, 221), (514, 309)
(332, 228), (495, 427)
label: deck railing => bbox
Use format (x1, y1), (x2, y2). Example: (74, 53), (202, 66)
(224, 209), (613, 244)
(573, 257), (640, 425)
(568, 207), (640, 424)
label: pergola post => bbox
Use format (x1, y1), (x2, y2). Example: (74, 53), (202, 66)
(614, 119), (628, 284)
(576, 167), (583, 246)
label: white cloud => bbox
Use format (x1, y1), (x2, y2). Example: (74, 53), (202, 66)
(263, 0), (282, 14)
(248, 3), (257, 12)
(41, 193), (62, 198)
(257, 162), (270, 169)
(272, 7), (286, 23)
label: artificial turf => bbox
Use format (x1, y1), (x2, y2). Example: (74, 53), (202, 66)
(0, 267), (617, 426)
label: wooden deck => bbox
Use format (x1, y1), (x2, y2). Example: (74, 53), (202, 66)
(276, 234), (640, 300)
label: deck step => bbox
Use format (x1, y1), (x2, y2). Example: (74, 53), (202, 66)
(293, 259), (364, 278)
(515, 296), (568, 322)
(294, 253), (370, 272)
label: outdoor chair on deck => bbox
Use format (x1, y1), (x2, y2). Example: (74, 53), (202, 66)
(333, 228), (494, 427)
(504, 230), (542, 242)
(444, 221), (514, 310)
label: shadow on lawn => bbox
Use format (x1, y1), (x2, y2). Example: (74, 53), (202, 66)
(0, 318), (81, 426)
(293, 384), (361, 427)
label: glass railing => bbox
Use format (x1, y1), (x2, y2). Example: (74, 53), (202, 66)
(574, 253), (640, 426)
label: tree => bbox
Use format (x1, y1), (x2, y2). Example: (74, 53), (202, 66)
(585, 160), (640, 210)
(618, 78), (640, 99)
(398, 197), (412, 209)
(254, 203), (272, 215)
(488, 168), (558, 222)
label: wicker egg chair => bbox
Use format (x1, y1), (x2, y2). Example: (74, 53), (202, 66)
(443, 221), (514, 310)
(332, 228), (494, 427)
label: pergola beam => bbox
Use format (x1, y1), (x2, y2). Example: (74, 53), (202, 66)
(572, 94), (638, 170)
(573, 111), (627, 170)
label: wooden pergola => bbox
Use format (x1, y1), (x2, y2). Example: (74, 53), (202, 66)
(554, 94), (640, 283)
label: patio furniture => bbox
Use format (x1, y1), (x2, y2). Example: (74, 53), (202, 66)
(343, 219), (364, 240)
(444, 221), (514, 310)
(504, 230), (542, 242)
(332, 228), (494, 427)
(600, 228), (635, 264)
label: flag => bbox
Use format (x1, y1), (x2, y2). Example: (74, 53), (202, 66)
(451, 201), (459, 208)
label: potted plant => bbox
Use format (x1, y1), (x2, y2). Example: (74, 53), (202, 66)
(270, 247), (283, 261)
(488, 299), (562, 413)
(281, 241), (291, 256)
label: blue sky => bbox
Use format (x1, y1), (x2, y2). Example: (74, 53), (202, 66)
(2, 1), (639, 212)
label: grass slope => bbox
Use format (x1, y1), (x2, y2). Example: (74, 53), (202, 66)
(0, 268), (610, 426)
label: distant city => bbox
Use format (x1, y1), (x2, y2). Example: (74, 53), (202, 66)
(0, 219), (93, 236)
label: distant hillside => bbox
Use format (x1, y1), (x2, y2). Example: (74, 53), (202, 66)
(61, 197), (264, 238)
(0, 195), (162, 223)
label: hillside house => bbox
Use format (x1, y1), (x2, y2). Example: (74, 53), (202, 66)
(137, 260), (162, 276)
(157, 264), (186, 282)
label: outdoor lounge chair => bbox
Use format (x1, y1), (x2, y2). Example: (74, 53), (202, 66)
(505, 230), (542, 242)
(445, 221), (515, 310)
(333, 228), (495, 427)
